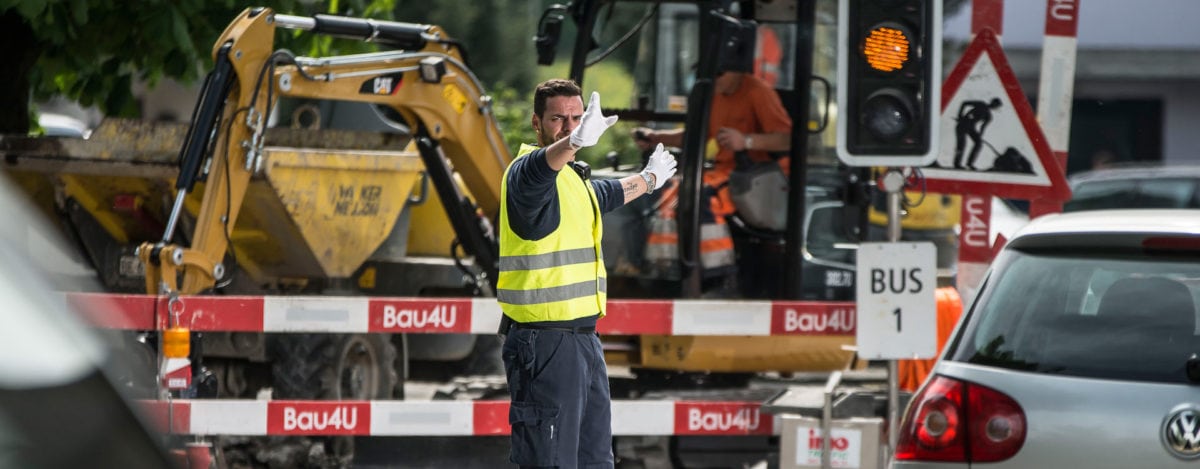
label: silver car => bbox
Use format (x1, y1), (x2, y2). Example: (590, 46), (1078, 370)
(1066, 165), (1200, 211)
(893, 209), (1200, 468)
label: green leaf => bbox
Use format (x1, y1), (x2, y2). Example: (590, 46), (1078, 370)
(170, 8), (196, 58)
(106, 74), (134, 116)
(52, 73), (75, 95)
(100, 58), (119, 75)
(81, 76), (102, 102)
(15, 0), (47, 18)
(164, 53), (187, 77)
(9, 0), (414, 130)
(69, 0), (88, 24)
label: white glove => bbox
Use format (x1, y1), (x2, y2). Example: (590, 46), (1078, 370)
(642, 143), (677, 191)
(569, 91), (619, 149)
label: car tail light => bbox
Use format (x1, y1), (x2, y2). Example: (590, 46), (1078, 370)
(967, 380), (1026, 461)
(895, 375), (1026, 463)
(896, 376), (965, 461)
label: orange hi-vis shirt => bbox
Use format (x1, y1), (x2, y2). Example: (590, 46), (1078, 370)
(705, 73), (793, 189)
(899, 286), (964, 392)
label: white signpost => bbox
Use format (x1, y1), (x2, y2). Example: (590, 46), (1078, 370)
(855, 242), (938, 360)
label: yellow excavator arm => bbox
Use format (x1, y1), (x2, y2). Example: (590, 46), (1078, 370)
(141, 7), (510, 296)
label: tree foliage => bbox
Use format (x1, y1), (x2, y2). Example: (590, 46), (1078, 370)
(393, 0), (538, 93)
(3, 0), (975, 135)
(492, 57), (640, 169)
(0, 0), (397, 132)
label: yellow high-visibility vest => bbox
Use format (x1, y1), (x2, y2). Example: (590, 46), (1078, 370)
(497, 144), (606, 322)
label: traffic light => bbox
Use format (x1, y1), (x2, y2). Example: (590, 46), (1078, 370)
(836, 0), (942, 167)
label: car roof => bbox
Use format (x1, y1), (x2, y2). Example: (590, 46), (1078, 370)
(1008, 209), (1200, 249)
(1069, 164), (1200, 187)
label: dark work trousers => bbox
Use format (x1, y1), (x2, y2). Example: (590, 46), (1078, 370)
(502, 327), (614, 468)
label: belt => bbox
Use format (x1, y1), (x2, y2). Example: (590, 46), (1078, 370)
(511, 322), (596, 334)
(498, 314), (596, 335)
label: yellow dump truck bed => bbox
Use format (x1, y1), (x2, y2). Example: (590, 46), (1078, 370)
(1, 119), (461, 287)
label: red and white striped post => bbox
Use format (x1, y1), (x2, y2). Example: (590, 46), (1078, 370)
(1028, 0), (1080, 217)
(956, 0), (1004, 301)
(1037, 0), (1080, 170)
(970, 0), (1003, 37)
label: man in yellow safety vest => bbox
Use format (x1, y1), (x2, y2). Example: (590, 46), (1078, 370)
(497, 78), (677, 468)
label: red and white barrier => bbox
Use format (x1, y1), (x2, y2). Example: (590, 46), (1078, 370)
(70, 293), (856, 336)
(1036, 0), (1080, 170)
(139, 399), (776, 437)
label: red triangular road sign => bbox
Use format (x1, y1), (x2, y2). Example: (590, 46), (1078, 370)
(922, 28), (1071, 201)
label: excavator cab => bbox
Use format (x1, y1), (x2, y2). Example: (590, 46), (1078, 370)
(526, 0), (890, 378)
(537, 0), (869, 301)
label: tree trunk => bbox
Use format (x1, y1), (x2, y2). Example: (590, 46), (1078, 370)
(0, 11), (41, 134)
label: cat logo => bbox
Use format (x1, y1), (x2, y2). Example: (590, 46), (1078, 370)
(373, 77), (393, 94)
(359, 73), (403, 95)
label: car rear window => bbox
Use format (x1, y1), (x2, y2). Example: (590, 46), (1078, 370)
(1065, 178), (1199, 211)
(949, 249), (1200, 384)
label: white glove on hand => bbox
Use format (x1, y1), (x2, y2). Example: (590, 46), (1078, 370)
(642, 143), (677, 191)
(569, 91), (619, 149)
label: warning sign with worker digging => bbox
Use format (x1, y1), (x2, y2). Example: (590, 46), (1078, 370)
(923, 29), (1070, 201)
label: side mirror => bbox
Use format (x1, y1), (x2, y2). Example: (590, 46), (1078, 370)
(536, 5), (568, 66)
(808, 75), (832, 134)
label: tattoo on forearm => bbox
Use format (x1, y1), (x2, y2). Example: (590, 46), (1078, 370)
(622, 179), (638, 198)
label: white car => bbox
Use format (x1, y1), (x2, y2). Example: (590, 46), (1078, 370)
(893, 209), (1200, 468)
(0, 176), (171, 467)
(37, 112), (93, 138)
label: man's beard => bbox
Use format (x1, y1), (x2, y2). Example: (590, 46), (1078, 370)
(538, 128), (563, 147)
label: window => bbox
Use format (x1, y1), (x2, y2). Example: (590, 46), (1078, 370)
(950, 249), (1200, 384)
(805, 202), (855, 267)
(1066, 177), (1199, 211)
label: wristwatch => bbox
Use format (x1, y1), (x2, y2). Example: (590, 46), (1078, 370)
(640, 171), (655, 194)
(744, 135), (754, 151)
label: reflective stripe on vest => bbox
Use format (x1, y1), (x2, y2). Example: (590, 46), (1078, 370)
(497, 144), (607, 322)
(644, 178), (735, 271)
(499, 246), (597, 271)
(699, 222), (735, 269)
(497, 278), (608, 305)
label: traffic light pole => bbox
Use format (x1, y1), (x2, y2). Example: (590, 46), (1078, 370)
(881, 168), (906, 454)
(833, 0), (942, 454)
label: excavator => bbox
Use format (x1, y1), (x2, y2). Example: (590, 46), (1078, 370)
(140, 9), (508, 298)
(3, 7), (511, 403)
